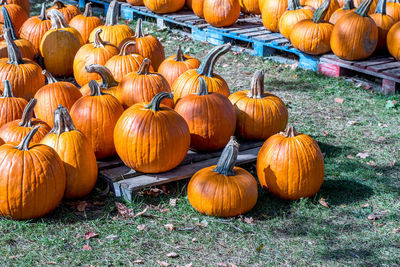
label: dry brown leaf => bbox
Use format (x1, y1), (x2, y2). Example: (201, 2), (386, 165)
(177, 263), (192, 267)
(137, 224), (147, 231)
(356, 152), (370, 159)
(77, 201), (88, 212)
(157, 260), (170, 266)
(82, 244), (92, 251)
(134, 206), (149, 218)
(392, 228), (400, 234)
(217, 263), (227, 267)
(133, 259), (144, 264)
(84, 232), (99, 240)
(334, 97), (344, 104)
(244, 217), (255, 225)
(361, 203), (370, 208)
(323, 131), (329, 137)
(164, 224), (174, 231)
(346, 155), (355, 159)
(390, 160), (396, 168)
(367, 161), (377, 167)
(115, 202), (134, 219)
(166, 252), (179, 258)
(367, 214), (382, 221)
(105, 235), (118, 240)
(378, 136), (386, 141)
(169, 198), (177, 207)
(319, 198), (329, 208)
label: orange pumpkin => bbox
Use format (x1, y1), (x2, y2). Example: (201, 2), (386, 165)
(0, 80), (27, 128)
(172, 44), (231, 103)
(371, 0), (395, 50)
(192, 0), (205, 17)
(73, 29), (119, 86)
(290, 0), (334, 55)
(70, 80), (124, 159)
(7, 0), (29, 16)
(47, 1), (81, 23)
(105, 40), (151, 82)
(0, 6), (35, 60)
(114, 92), (190, 173)
(305, 0), (339, 19)
(329, 0), (355, 24)
(117, 58), (173, 108)
(262, 0), (288, 32)
(229, 70), (288, 140)
(127, 0), (145, 5)
(330, 0), (378, 60)
(279, 0), (314, 39)
(387, 21), (400, 60)
(240, 0), (262, 13)
(80, 64), (120, 98)
(158, 45), (201, 87)
(386, 0), (400, 22)
(0, 0), (28, 36)
(257, 126), (325, 200)
(69, 2), (104, 43)
(40, 106), (98, 199)
(187, 137), (258, 217)
(143, 0), (185, 13)
(187, 0), (193, 8)
(0, 29), (44, 100)
(0, 126), (66, 220)
(0, 98), (51, 144)
(353, 0), (377, 14)
(175, 77), (236, 151)
(34, 70), (82, 128)
(88, 1), (135, 47)
(203, 0), (241, 27)
(40, 9), (84, 77)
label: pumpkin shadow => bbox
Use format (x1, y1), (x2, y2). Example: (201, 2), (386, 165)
(316, 141), (353, 159)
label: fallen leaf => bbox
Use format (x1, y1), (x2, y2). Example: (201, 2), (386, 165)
(150, 188), (162, 197)
(82, 245), (92, 251)
(390, 160), (396, 168)
(45, 262), (57, 265)
(84, 232), (99, 240)
(217, 264), (227, 267)
(364, 84), (371, 90)
(334, 97), (344, 104)
(115, 202), (134, 219)
(319, 198), (329, 208)
(169, 198), (177, 207)
(346, 155), (355, 159)
(323, 131), (329, 137)
(256, 244), (264, 252)
(355, 83), (363, 88)
(177, 263), (192, 267)
(105, 235), (118, 240)
(137, 224), (147, 231)
(356, 152), (370, 159)
(166, 252), (179, 258)
(134, 206), (149, 218)
(157, 260), (170, 266)
(191, 238), (197, 242)
(361, 203), (370, 208)
(367, 161), (377, 167)
(164, 224), (174, 231)
(378, 136), (386, 141)
(392, 228), (400, 234)
(196, 220), (208, 227)
(93, 201), (105, 206)
(77, 201), (88, 212)
(367, 214), (382, 221)
(133, 259), (144, 264)
(229, 264), (238, 267)
(244, 217), (254, 225)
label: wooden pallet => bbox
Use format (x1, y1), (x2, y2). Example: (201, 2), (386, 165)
(98, 140), (263, 201)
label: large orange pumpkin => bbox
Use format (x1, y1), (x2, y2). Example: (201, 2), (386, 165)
(158, 45), (201, 87)
(34, 70), (82, 128)
(257, 126), (325, 200)
(203, 0), (241, 27)
(262, 0), (288, 32)
(387, 21), (400, 60)
(127, 0), (145, 5)
(80, 64), (120, 98)
(192, 0), (205, 17)
(88, 1), (135, 47)
(371, 0), (395, 50)
(69, 2), (104, 43)
(386, 0), (400, 22)
(114, 92), (190, 173)
(19, 3), (51, 55)
(279, 0), (314, 39)
(290, 0), (334, 55)
(240, 0), (262, 13)
(0, 1), (28, 36)
(40, 9), (84, 77)
(330, 0), (378, 60)
(0, 80), (27, 128)
(187, 137), (258, 217)
(73, 28), (119, 86)
(172, 44), (231, 103)
(143, 0), (185, 13)
(329, 0), (355, 24)
(305, 0), (339, 19)
(229, 70), (288, 140)
(70, 80), (124, 159)
(41, 105), (98, 199)
(0, 98), (51, 144)
(0, 126), (66, 220)
(47, 1), (81, 23)
(7, 0), (29, 16)
(117, 58), (173, 108)
(0, 29), (44, 100)
(175, 77), (236, 151)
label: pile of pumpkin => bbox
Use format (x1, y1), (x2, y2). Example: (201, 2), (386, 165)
(0, 0), (325, 220)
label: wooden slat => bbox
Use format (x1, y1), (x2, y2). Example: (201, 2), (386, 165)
(353, 57), (395, 69)
(382, 68), (400, 79)
(367, 62), (400, 72)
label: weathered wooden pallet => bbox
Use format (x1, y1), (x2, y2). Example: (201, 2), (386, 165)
(98, 140), (263, 201)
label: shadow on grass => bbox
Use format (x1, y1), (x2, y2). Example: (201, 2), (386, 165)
(317, 141), (353, 159)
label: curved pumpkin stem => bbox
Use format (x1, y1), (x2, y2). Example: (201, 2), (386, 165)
(197, 44), (231, 77)
(375, 0), (387, 14)
(355, 0), (374, 16)
(15, 126), (40, 151)
(83, 2), (93, 17)
(135, 18), (145, 38)
(342, 0), (355, 10)
(247, 70), (265, 99)
(313, 0), (331, 23)
(93, 29), (106, 48)
(283, 126), (299, 137)
(89, 80), (105, 96)
(213, 136), (239, 176)
(61, 106), (77, 132)
(2, 7), (17, 41)
(145, 92), (173, 112)
(119, 40), (137, 56)
(42, 70), (58, 84)
(39, 3), (48, 21)
(1, 80), (14, 98)
(48, 9), (69, 29)
(4, 28), (24, 65)
(51, 105), (77, 134)
(52, 1), (67, 9)
(287, 0), (302, 10)
(85, 64), (118, 89)
(175, 45), (187, 62)
(197, 77), (209, 95)
(19, 98), (37, 127)
(137, 58), (152, 75)
(105, 0), (120, 26)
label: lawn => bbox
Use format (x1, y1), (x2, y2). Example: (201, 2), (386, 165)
(0, 1), (399, 266)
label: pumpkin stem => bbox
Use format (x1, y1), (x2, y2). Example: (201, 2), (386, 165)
(313, 0), (331, 23)
(375, 0), (387, 14)
(135, 18), (145, 38)
(51, 105), (77, 134)
(4, 28), (24, 65)
(283, 126), (299, 137)
(137, 58), (152, 75)
(15, 126), (40, 151)
(61, 106), (77, 132)
(1, 80), (14, 98)
(355, 0), (374, 16)
(93, 28), (106, 48)
(145, 92), (173, 112)
(52, 0), (67, 9)
(39, 3), (47, 21)
(197, 43), (231, 77)
(89, 80), (105, 96)
(175, 45), (187, 62)
(213, 136), (239, 176)
(48, 9), (69, 29)
(19, 98), (37, 127)
(83, 2), (93, 17)
(119, 40), (137, 56)
(247, 70), (265, 99)
(343, 0), (355, 10)
(85, 64), (118, 89)
(2, 7), (17, 41)
(287, 0), (302, 10)
(42, 70), (58, 84)
(197, 77), (209, 95)
(105, 0), (120, 26)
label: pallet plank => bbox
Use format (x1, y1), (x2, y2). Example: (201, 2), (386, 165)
(367, 62), (400, 72)
(382, 68), (400, 79)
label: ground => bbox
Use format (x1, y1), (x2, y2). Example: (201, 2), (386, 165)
(0, 2), (399, 266)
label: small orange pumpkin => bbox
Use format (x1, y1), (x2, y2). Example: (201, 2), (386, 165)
(0, 0), (28, 36)
(80, 64), (120, 98)
(262, 0), (288, 32)
(69, 2), (104, 43)
(329, 0), (355, 24)
(387, 21), (400, 60)
(192, 0), (205, 17)
(386, 0), (400, 22)
(203, 0), (241, 27)
(371, 0), (395, 50)
(143, 0), (185, 13)
(6, 0), (30, 16)
(279, 0), (314, 39)
(240, 0), (262, 13)
(187, 137), (258, 217)
(0, 80), (27, 128)
(47, 0), (81, 23)
(305, 0), (339, 19)
(127, 0), (145, 5)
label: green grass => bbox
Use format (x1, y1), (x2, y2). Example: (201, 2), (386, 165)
(1, 2), (399, 266)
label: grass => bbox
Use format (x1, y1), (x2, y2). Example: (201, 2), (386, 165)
(1, 1), (399, 266)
